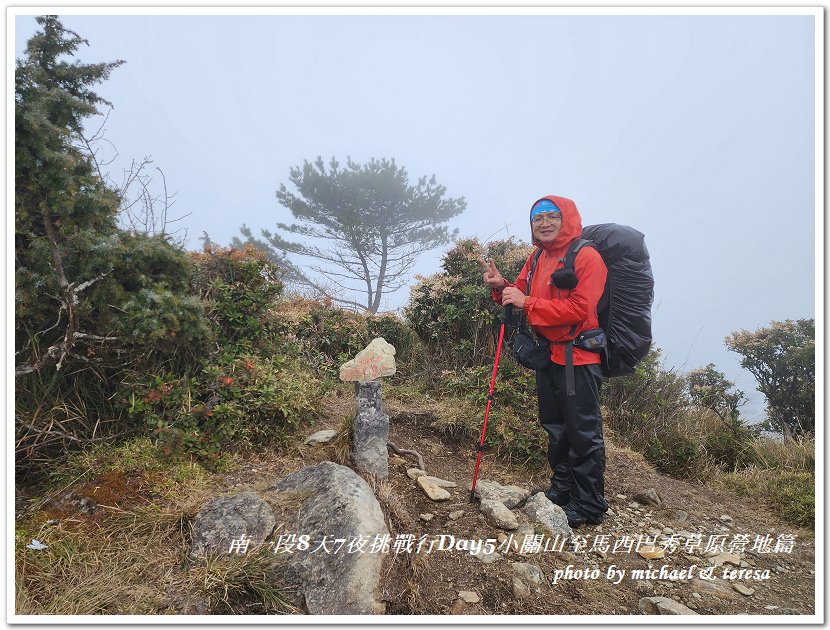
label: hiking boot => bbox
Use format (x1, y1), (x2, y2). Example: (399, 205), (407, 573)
(528, 487), (570, 506)
(563, 504), (603, 527)
(544, 488), (571, 506)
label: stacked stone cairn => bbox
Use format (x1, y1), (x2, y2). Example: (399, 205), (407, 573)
(339, 337), (397, 479)
(184, 338), (590, 614)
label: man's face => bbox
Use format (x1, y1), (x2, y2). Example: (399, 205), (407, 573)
(531, 211), (563, 245)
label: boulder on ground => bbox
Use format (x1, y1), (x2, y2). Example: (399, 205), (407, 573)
(522, 492), (572, 539)
(480, 499), (518, 530)
(417, 476), (451, 501)
(266, 462), (388, 615)
(190, 491), (275, 558)
(633, 487), (661, 507)
(638, 596), (698, 615)
(473, 479), (529, 509)
(303, 429), (338, 445)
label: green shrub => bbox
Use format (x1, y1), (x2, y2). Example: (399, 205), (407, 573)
(406, 237), (531, 368)
(190, 244), (283, 351)
(431, 359), (536, 410)
(266, 299), (423, 386)
(125, 353), (322, 462)
(429, 398), (481, 442)
(718, 469), (814, 528)
(726, 319), (815, 436)
(274, 301), (368, 367)
(485, 410), (549, 472)
(602, 348), (727, 479)
(15, 233), (213, 474)
(764, 471), (815, 526)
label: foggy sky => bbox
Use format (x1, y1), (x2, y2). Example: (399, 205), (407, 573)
(12, 9), (819, 422)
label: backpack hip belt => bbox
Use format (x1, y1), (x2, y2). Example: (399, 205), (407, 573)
(552, 327), (607, 396)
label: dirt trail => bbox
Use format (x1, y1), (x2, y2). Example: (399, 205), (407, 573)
(372, 400), (816, 616)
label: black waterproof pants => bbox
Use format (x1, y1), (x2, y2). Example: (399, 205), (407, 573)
(536, 362), (608, 518)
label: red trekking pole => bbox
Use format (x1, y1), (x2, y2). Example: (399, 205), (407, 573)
(470, 304), (513, 501)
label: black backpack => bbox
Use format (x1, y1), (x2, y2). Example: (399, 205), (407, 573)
(562, 223), (654, 377)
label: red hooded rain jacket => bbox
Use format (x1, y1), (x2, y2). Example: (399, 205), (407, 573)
(493, 195), (607, 367)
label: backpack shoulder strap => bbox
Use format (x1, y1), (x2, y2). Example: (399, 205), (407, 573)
(562, 238), (593, 271)
(518, 248), (545, 333)
(526, 247), (544, 287)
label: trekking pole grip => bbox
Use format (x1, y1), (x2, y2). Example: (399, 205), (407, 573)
(503, 304), (514, 324)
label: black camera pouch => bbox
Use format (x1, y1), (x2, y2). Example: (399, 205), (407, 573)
(551, 268), (579, 289)
(513, 323), (552, 370)
(510, 248), (552, 371)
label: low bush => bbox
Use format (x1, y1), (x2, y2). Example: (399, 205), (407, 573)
(601, 347), (814, 526)
(406, 237), (531, 368)
(601, 347), (770, 479)
(268, 299), (423, 384)
(16, 233), (213, 475)
(124, 353), (322, 462)
(485, 411), (549, 473)
(189, 243), (283, 353)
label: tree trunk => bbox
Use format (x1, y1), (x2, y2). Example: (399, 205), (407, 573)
(369, 236), (388, 314)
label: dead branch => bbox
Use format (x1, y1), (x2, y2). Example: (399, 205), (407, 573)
(15, 208), (111, 378)
(387, 441), (425, 471)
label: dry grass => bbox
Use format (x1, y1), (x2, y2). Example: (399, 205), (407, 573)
(744, 434), (815, 472)
(708, 433), (815, 528)
(187, 550), (301, 614)
(14, 436), (307, 616)
(14, 381), (370, 617)
(16, 485), (205, 614)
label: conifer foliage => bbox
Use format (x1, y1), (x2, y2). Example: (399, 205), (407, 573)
(16, 15), (125, 375)
(236, 156), (466, 313)
(15, 17), (208, 467)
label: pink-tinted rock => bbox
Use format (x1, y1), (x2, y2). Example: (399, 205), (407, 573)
(339, 338), (396, 382)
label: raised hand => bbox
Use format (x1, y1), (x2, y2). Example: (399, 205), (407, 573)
(480, 257), (507, 290)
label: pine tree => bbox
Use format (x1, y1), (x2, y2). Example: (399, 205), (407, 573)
(16, 16), (208, 376)
(15, 17), (209, 467)
(15, 16), (126, 372)
(235, 156), (466, 313)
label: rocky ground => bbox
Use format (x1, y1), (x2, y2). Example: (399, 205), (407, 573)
(19, 389), (817, 618)
(371, 400), (816, 616)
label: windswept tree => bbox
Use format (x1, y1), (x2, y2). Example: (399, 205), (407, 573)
(726, 319), (815, 436)
(234, 156), (466, 313)
(15, 15), (126, 375)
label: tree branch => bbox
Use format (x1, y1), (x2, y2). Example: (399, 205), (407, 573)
(16, 208), (111, 378)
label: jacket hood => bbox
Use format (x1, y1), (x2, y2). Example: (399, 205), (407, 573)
(530, 195), (583, 255)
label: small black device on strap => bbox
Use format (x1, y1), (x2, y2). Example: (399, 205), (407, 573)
(510, 248), (552, 371)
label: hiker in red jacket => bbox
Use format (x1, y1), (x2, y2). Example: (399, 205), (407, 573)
(480, 195), (608, 526)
